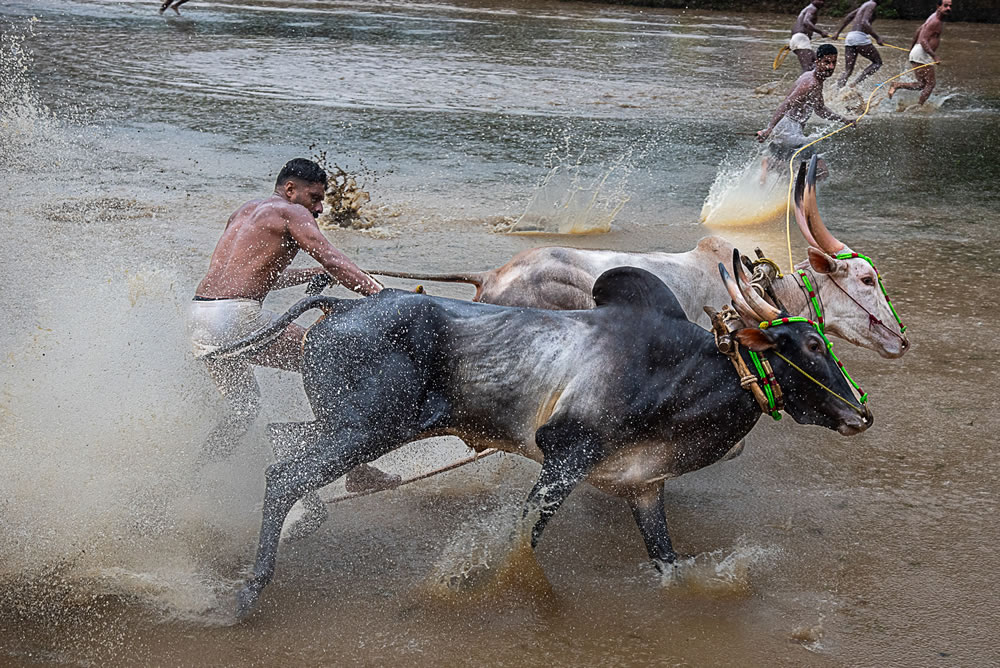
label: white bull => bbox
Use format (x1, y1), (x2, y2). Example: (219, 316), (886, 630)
(371, 158), (908, 359)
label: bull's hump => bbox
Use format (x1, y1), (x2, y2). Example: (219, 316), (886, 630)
(591, 266), (686, 317)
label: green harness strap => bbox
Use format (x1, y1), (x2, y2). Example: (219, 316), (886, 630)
(748, 316), (869, 421)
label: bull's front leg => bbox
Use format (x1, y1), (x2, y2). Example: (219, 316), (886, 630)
(524, 420), (606, 548)
(626, 482), (677, 572)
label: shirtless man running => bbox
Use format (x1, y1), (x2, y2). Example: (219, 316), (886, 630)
(756, 44), (857, 174)
(789, 1), (830, 72)
(889, 0), (951, 105)
(832, 0), (884, 88)
(189, 158), (400, 503)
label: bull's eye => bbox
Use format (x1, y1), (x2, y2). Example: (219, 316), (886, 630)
(861, 276), (876, 287)
(808, 339), (822, 354)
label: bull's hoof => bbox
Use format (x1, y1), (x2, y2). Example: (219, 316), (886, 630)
(345, 463), (401, 494)
(235, 584), (261, 622)
(652, 557), (680, 583)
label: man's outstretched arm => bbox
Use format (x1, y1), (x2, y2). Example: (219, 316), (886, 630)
(271, 267), (327, 290)
(815, 103), (856, 125)
(285, 210), (382, 296)
(832, 8), (858, 38)
(803, 10), (828, 38)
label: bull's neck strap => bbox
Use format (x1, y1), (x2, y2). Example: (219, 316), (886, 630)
(795, 268), (825, 333)
(759, 316), (869, 412)
(710, 308), (783, 420)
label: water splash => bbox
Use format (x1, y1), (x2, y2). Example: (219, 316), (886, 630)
(0, 267), (263, 624)
(509, 134), (639, 235)
(0, 18), (69, 168)
(653, 538), (781, 598)
(700, 151), (789, 229)
(425, 500), (554, 605)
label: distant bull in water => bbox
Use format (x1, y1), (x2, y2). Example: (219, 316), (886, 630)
(209, 258), (873, 619)
(369, 156), (909, 360)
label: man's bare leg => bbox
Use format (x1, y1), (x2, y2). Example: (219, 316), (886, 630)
(249, 323), (401, 493)
(850, 44), (882, 87)
(889, 66), (935, 104)
(794, 49), (816, 72)
(838, 46), (858, 88)
(201, 358), (261, 464)
(169, 0), (190, 13)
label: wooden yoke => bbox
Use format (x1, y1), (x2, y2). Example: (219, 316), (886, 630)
(705, 305), (777, 417)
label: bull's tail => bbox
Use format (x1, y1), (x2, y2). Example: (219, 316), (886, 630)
(204, 296), (342, 361)
(365, 268), (485, 298)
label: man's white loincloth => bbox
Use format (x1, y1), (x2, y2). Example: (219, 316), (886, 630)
(845, 30), (872, 47)
(188, 298), (281, 359)
(768, 116), (821, 159)
(789, 32), (811, 51)
(908, 43), (934, 65)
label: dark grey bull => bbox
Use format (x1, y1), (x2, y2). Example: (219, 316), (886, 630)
(215, 264), (872, 619)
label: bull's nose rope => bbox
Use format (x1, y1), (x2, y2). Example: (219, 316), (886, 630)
(758, 316), (869, 417)
(796, 261), (906, 345)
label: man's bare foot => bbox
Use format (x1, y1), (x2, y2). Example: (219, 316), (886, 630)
(172, 6), (181, 14)
(887, 83), (897, 99)
(345, 463), (402, 493)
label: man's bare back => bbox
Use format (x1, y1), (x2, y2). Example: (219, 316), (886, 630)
(197, 190), (380, 302)
(913, 4), (947, 59)
(792, 2), (826, 38)
(846, 1), (877, 34)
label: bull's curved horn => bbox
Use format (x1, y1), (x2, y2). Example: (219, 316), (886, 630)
(794, 155), (849, 255)
(733, 252), (780, 321)
(720, 263), (764, 324)
(733, 248), (754, 286)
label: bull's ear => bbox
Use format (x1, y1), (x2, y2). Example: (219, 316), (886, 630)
(735, 328), (778, 352)
(807, 246), (839, 274)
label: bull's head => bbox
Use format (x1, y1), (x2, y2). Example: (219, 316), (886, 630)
(793, 156), (909, 359)
(721, 254), (872, 436)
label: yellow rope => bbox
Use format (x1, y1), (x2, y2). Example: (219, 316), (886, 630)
(772, 351), (866, 413)
(773, 45), (791, 70)
(781, 60), (939, 271)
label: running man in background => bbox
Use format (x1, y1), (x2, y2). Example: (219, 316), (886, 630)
(159, 0), (191, 14)
(832, 0), (884, 88)
(757, 44), (858, 176)
(189, 158), (400, 498)
(789, 1), (830, 72)
(889, 0), (952, 105)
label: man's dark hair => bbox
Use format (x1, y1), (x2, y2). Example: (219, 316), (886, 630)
(816, 44), (838, 59)
(275, 158), (327, 189)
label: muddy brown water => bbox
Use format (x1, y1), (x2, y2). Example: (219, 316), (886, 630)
(1, 1), (998, 666)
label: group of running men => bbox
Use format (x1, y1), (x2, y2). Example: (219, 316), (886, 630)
(757, 0), (951, 169)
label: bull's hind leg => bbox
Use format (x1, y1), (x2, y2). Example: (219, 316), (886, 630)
(269, 422), (328, 541)
(626, 483), (677, 571)
(524, 421), (605, 548)
(236, 426), (408, 620)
